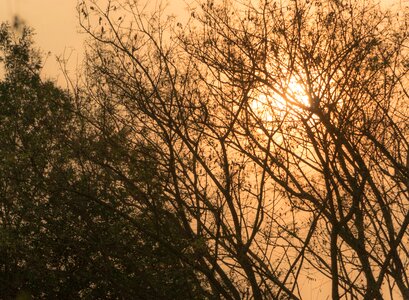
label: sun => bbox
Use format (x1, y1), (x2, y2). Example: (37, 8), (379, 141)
(284, 76), (310, 108)
(250, 76), (310, 125)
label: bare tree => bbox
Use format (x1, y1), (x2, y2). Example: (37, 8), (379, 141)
(78, 0), (409, 298)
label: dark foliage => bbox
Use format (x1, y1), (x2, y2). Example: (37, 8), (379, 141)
(0, 23), (205, 299)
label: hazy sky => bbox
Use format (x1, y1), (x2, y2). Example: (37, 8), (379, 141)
(0, 0), (405, 299)
(0, 0), (84, 81)
(0, 0), (403, 82)
(0, 0), (190, 82)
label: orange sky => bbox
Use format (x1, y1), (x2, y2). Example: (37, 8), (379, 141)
(0, 0), (402, 83)
(0, 0), (189, 83)
(0, 0), (405, 299)
(0, 0), (84, 82)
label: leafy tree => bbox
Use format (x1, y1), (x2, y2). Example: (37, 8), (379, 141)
(0, 23), (206, 299)
(78, 0), (409, 299)
(0, 23), (76, 298)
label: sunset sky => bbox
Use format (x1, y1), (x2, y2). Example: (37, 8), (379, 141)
(0, 0), (83, 81)
(0, 0), (403, 81)
(0, 0), (189, 82)
(0, 1), (407, 300)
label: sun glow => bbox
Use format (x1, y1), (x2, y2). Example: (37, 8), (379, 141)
(250, 76), (310, 124)
(283, 77), (310, 108)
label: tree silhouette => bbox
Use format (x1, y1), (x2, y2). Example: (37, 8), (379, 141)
(0, 23), (206, 299)
(77, 0), (409, 298)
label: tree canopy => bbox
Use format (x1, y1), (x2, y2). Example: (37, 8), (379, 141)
(78, 0), (409, 298)
(2, 0), (409, 299)
(0, 22), (205, 299)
